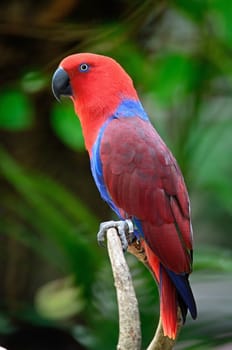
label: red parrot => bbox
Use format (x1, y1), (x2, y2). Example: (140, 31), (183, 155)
(52, 53), (197, 339)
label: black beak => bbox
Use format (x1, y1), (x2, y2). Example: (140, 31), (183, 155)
(52, 67), (72, 101)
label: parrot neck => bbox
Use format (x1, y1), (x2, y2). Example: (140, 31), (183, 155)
(73, 95), (144, 155)
(74, 101), (116, 154)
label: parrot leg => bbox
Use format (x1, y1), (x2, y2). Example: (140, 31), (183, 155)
(97, 219), (134, 251)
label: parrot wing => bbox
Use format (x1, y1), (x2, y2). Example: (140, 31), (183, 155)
(99, 116), (193, 274)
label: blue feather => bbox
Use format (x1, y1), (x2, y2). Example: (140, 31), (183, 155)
(132, 217), (145, 239)
(166, 269), (197, 320)
(90, 115), (121, 217)
(114, 99), (149, 121)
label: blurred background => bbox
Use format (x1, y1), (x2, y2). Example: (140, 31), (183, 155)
(0, 0), (232, 349)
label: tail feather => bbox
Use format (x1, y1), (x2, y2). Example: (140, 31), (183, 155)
(177, 294), (188, 324)
(143, 242), (178, 339)
(160, 266), (178, 339)
(166, 269), (197, 320)
(142, 241), (197, 339)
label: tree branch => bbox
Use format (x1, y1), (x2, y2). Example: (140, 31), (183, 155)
(106, 227), (141, 350)
(106, 228), (181, 350)
(146, 317), (178, 350)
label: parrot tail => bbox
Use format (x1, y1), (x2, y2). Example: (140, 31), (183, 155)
(142, 241), (179, 339)
(160, 265), (178, 339)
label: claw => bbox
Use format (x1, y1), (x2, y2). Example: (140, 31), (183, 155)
(97, 219), (134, 251)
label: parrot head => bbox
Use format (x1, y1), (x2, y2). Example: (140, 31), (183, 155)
(52, 53), (139, 152)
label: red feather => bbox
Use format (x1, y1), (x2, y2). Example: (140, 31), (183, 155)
(100, 116), (192, 274)
(143, 241), (178, 338)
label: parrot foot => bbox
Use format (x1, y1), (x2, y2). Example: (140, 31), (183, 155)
(97, 219), (134, 251)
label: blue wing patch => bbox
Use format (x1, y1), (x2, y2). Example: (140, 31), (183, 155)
(91, 116), (121, 217)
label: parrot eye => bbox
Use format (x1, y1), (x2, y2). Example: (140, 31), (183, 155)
(79, 63), (89, 72)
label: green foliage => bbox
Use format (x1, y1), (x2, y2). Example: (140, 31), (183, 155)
(194, 247), (232, 272)
(0, 148), (99, 290)
(210, 0), (232, 46)
(51, 100), (85, 151)
(35, 277), (85, 320)
(0, 89), (34, 130)
(21, 71), (48, 93)
(149, 53), (197, 105)
(189, 119), (232, 188)
(173, 0), (208, 22)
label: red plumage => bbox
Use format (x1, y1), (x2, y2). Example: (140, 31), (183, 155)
(100, 117), (192, 274)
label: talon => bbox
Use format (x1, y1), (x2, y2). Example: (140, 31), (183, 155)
(125, 219), (134, 233)
(97, 219), (134, 251)
(97, 221), (115, 247)
(117, 222), (128, 252)
(125, 219), (134, 244)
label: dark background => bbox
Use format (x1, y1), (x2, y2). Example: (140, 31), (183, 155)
(0, 0), (232, 349)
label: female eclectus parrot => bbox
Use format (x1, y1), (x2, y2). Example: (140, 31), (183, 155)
(52, 53), (197, 339)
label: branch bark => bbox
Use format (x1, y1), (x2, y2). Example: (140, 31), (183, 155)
(146, 317), (177, 350)
(106, 228), (181, 350)
(106, 227), (141, 350)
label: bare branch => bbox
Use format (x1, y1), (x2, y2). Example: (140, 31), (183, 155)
(147, 307), (182, 350)
(146, 317), (176, 350)
(106, 227), (141, 350)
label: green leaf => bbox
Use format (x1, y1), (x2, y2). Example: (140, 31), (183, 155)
(150, 53), (196, 105)
(188, 119), (232, 189)
(35, 277), (85, 320)
(51, 101), (85, 151)
(210, 0), (232, 47)
(21, 71), (48, 93)
(194, 247), (232, 272)
(0, 89), (34, 130)
(173, 0), (208, 22)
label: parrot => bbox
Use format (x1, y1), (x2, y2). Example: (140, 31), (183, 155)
(52, 53), (197, 339)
